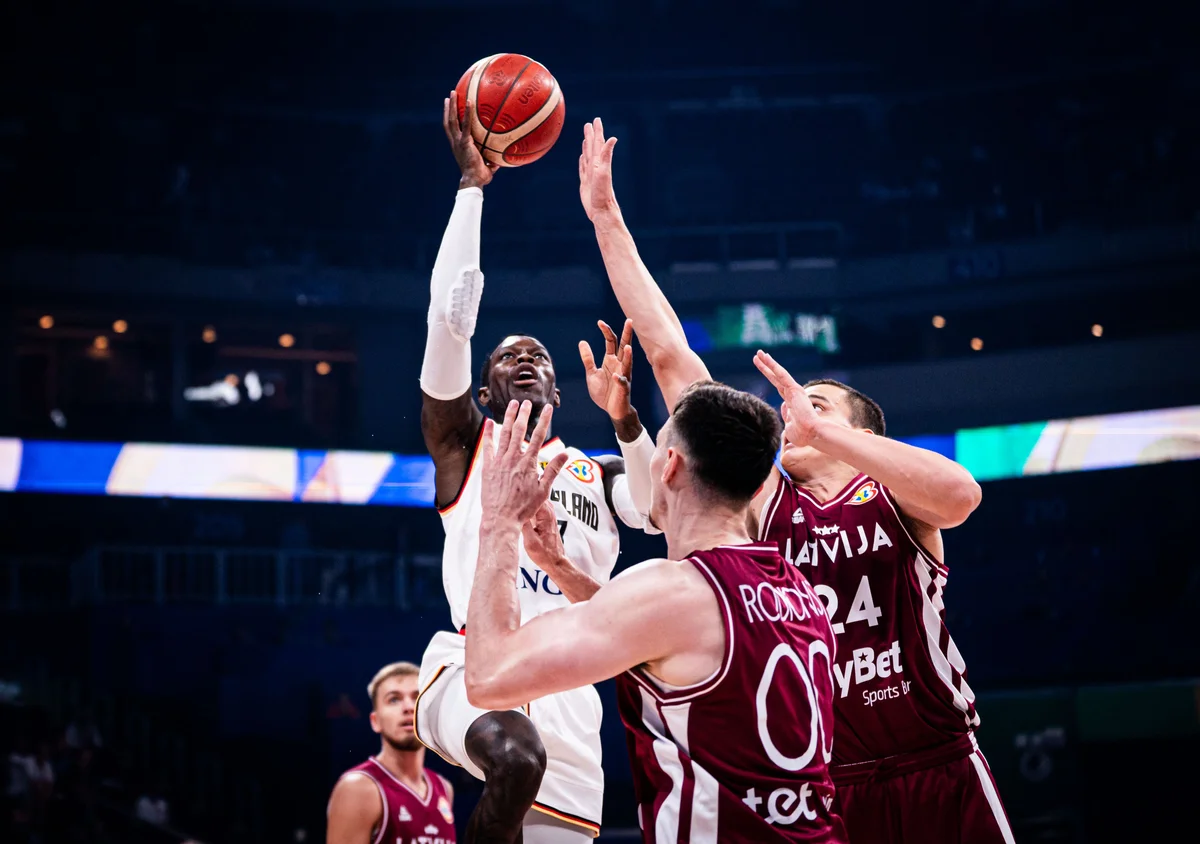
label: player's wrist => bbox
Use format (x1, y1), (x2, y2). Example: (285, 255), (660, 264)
(590, 205), (625, 233)
(611, 408), (642, 442)
(458, 176), (487, 191)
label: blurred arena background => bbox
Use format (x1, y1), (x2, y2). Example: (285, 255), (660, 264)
(2, 0), (1198, 841)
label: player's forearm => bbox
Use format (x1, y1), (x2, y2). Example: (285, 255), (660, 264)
(592, 212), (710, 408)
(420, 188), (484, 402)
(541, 553), (602, 603)
(464, 523), (527, 706)
(810, 420), (982, 528)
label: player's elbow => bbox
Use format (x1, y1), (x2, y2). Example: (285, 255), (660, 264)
(464, 666), (516, 711)
(939, 476), (982, 528)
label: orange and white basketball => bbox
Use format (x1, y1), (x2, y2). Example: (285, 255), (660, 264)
(454, 54), (566, 168)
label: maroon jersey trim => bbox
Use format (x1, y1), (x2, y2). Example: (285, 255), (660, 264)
(623, 556), (736, 704)
(337, 770), (388, 844)
(367, 757), (434, 806)
(791, 472), (869, 510)
(755, 474), (789, 541)
(876, 484), (949, 576)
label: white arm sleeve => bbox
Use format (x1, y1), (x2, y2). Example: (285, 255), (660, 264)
(613, 427), (662, 534)
(419, 187), (485, 401)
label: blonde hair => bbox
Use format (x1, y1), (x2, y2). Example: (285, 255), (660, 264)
(366, 661), (419, 707)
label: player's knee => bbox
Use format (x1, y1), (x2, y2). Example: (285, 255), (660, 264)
(466, 711), (547, 787)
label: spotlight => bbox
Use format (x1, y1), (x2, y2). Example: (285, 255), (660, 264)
(970, 337), (983, 351)
(39, 315), (54, 329)
(93, 336), (109, 351)
(932, 315), (946, 329)
(112, 319), (128, 334)
(278, 333), (295, 348)
(1091, 324), (1103, 337)
(202, 326), (217, 344)
(315, 361), (331, 376)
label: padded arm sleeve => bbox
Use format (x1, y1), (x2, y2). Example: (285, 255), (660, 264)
(419, 187), (485, 400)
(613, 427), (662, 534)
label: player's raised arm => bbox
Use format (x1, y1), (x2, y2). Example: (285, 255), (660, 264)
(755, 350), (982, 536)
(580, 118), (711, 412)
(420, 92), (498, 507)
(579, 319), (661, 533)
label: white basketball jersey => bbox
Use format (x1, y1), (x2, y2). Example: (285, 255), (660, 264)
(438, 426), (620, 630)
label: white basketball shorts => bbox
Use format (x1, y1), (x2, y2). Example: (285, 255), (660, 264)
(415, 630), (605, 836)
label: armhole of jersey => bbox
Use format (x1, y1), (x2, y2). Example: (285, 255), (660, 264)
(339, 771), (387, 844)
(756, 471), (790, 541)
(878, 484), (949, 577)
(436, 419), (487, 515)
(625, 556), (735, 704)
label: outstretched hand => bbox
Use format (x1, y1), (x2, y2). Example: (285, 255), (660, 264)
(444, 90), (498, 189)
(579, 118), (620, 222)
(753, 350), (821, 448)
(480, 401), (570, 527)
(579, 319), (634, 421)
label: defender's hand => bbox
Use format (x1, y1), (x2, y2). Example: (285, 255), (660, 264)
(754, 350), (821, 448)
(579, 118), (620, 222)
(522, 499), (568, 571)
(480, 401), (569, 527)
(444, 91), (498, 190)
(579, 319), (635, 422)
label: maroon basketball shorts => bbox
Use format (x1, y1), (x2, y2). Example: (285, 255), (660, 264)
(830, 733), (1014, 844)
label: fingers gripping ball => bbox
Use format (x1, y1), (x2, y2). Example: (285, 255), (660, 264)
(455, 54), (566, 167)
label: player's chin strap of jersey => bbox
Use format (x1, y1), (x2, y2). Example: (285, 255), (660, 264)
(420, 186), (484, 400)
(612, 428), (662, 534)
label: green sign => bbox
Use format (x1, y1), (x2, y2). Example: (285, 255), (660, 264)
(707, 303), (839, 354)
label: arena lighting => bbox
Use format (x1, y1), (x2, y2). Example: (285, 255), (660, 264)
(93, 336), (109, 351)
(112, 319), (128, 334)
(932, 315), (946, 328)
(202, 326), (217, 343)
(316, 361), (331, 376)
(278, 333), (296, 348)
(3, 406), (1197, 503)
(970, 337), (984, 351)
(1092, 324), (1104, 337)
(39, 315), (54, 329)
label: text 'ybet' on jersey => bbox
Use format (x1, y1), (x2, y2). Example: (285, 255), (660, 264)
(758, 474), (980, 763)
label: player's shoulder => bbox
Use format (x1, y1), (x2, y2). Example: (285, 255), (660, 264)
(612, 557), (716, 607)
(329, 769), (383, 814)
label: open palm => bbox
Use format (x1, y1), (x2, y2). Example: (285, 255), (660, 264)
(579, 319), (634, 420)
(579, 118), (620, 222)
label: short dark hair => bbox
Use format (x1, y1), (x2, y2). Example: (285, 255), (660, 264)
(804, 378), (885, 436)
(670, 381), (782, 503)
(478, 333), (548, 386)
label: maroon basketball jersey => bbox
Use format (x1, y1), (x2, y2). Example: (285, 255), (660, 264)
(616, 544), (848, 843)
(334, 757), (456, 844)
(758, 473), (980, 764)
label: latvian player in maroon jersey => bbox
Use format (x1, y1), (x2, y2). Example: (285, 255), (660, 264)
(463, 392), (847, 843)
(578, 118), (1013, 843)
(326, 662), (456, 844)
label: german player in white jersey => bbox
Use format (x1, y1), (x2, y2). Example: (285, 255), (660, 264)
(414, 93), (659, 844)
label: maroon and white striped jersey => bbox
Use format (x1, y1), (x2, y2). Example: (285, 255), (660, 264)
(616, 544), (848, 843)
(332, 757), (456, 844)
(758, 473), (980, 765)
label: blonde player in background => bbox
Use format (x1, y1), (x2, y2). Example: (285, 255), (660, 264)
(327, 662), (456, 844)
(413, 93), (659, 844)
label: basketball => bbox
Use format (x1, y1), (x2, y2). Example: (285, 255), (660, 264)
(455, 54), (566, 168)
